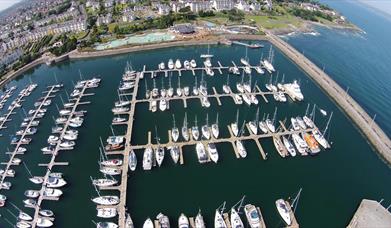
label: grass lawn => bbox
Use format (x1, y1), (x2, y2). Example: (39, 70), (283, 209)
(245, 14), (302, 29)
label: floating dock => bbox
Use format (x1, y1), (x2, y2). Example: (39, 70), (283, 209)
(347, 199), (391, 228)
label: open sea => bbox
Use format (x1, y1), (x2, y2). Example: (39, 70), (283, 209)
(0, 1), (391, 227)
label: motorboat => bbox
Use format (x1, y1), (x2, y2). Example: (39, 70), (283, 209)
(23, 199), (36, 207)
(168, 59), (174, 69)
(97, 222), (118, 228)
(16, 221), (31, 228)
(291, 117), (300, 131)
(292, 133), (308, 155)
(283, 80), (304, 101)
(112, 107), (129, 114)
(242, 94), (252, 106)
(97, 207), (117, 218)
(92, 179), (118, 187)
(265, 119), (275, 133)
(303, 115), (314, 128)
(190, 59), (197, 68)
(107, 136), (124, 145)
(178, 213), (189, 228)
(59, 140), (75, 148)
(0, 169), (15, 177)
(157, 213), (170, 228)
(244, 204), (262, 228)
(244, 66), (251, 74)
(214, 210), (227, 228)
(19, 212), (33, 221)
(184, 60), (190, 69)
(39, 210), (54, 217)
(29, 176), (44, 184)
(44, 188), (63, 198)
(52, 126), (63, 133)
(211, 123), (219, 139)
(205, 67), (214, 76)
(24, 190), (40, 198)
(159, 99), (167, 112)
(155, 146), (165, 167)
(47, 135), (59, 145)
(143, 147), (153, 170)
(46, 177), (67, 188)
(115, 100), (131, 108)
(282, 136), (296, 157)
(1, 181), (11, 189)
(229, 66), (240, 75)
(169, 146), (180, 164)
(303, 133), (321, 155)
(236, 140), (247, 158)
(258, 121), (268, 134)
(296, 116), (307, 129)
(231, 122), (239, 137)
(236, 82), (244, 93)
(275, 199), (291, 226)
(183, 86), (190, 96)
(151, 100), (157, 112)
(100, 167), (121, 176)
(159, 62), (165, 70)
(230, 208), (244, 228)
(249, 121), (258, 135)
(201, 97), (210, 108)
(196, 142), (208, 164)
(129, 150), (137, 171)
(207, 143), (219, 163)
(101, 159), (123, 167)
(92, 195), (119, 206)
(233, 94), (243, 104)
(204, 58), (212, 68)
(201, 124), (210, 140)
(255, 66), (265, 74)
(113, 117), (127, 123)
(175, 59), (182, 69)
(143, 218), (154, 228)
(192, 119), (200, 141)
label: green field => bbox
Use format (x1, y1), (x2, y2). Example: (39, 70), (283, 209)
(245, 14), (302, 29)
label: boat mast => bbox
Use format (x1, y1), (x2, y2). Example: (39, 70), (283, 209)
(169, 72), (172, 88)
(255, 107), (259, 123)
(195, 76), (198, 88)
(22, 161), (33, 178)
(206, 113), (209, 126)
(272, 107), (277, 124)
(90, 176), (101, 197)
(274, 71), (279, 85)
(323, 111), (333, 136)
(153, 78), (156, 89)
(281, 73), (285, 83)
(232, 195), (246, 212)
(172, 114), (176, 129)
(161, 77), (164, 90)
(226, 74), (229, 86)
(252, 80), (257, 92)
(178, 76), (181, 88)
(183, 112), (187, 128)
(291, 188), (303, 213)
(235, 109), (239, 125)
(304, 103), (310, 116)
(216, 112), (219, 125)
(311, 104), (316, 122)
(194, 115), (198, 126)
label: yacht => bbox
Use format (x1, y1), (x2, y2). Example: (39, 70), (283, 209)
(143, 147), (153, 170)
(231, 121), (239, 137)
(282, 136), (296, 157)
(182, 113), (189, 141)
(291, 117), (300, 131)
(236, 140), (247, 158)
(236, 82), (244, 93)
(230, 208), (244, 228)
(159, 99), (167, 111)
(192, 79), (199, 96)
(211, 114), (219, 139)
(143, 218), (154, 228)
(242, 93), (252, 106)
(244, 204), (262, 228)
(100, 167), (121, 176)
(157, 213), (170, 228)
(16, 221), (31, 228)
(192, 116), (200, 141)
(292, 133), (308, 155)
(255, 66), (265, 74)
(204, 58), (212, 68)
(126, 213), (134, 228)
(244, 66), (251, 74)
(205, 67), (214, 76)
(159, 62), (165, 70)
(151, 100), (157, 112)
(177, 78), (183, 97)
(303, 115), (314, 128)
(207, 143), (219, 163)
(112, 107), (129, 114)
(18, 212), (32, 221)
(201, 114), (210, 139)
(184, 60), (190, 69)
(128, 150), (137, 171)
(265, 119), (275, 133)
(97, 222), (118, 228)
(283, 80), (304, 101)
(46, 177), (67, 188)
(97, 207), (117, 218)
(229, 66), (240, 75)
(258, 120), (268, 134)
(36, 217), (53, 227)
(23, 199), (36, 207)
(115, 100), (131, 108)
(313, 128), (330, 149)
(24, 190), (40, 198)
(201, 97), (210, 108)
(39, 210), (54, 217)
(155, 146), (165, 167)
(223, 83), (231, 94)
(240, 58), (249, 66)
(278, 91), (287, 102)
(29, 176), (44, 184)
(214, 210), (227, 228)
(275, 199), (291, 226)
(101, 158), (123, 167)
(92, 196), (119, 206)
(190, 59), (197, 68)
(233, 94), (243, 104)
(249, 121), (258, 135)
(296, 116), (307, 129)
(168, 59), (174, 69)
(195, 210), (206, 228)
(113, 117), (126, 124)
(196, 142), (208, 164)
(178, 213), (189, 228)
(44, 188), (63, 198)
(304, 133), (321, 155)
(170, 146), (180, 164)
(175, 59), (182, 69)
(273, 136), (287, 158)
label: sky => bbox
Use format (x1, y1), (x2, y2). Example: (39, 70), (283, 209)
(0, 0), (21, 12)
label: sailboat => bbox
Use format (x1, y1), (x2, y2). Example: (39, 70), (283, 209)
(169, 145), (180, 164)
(211, 113), (219, 139)
(313, 112), (332, 149)
(167, 73), (174, 97)
(176, 77), (183, 97)
(261, 46), (276, 73)
(192, 116), (200, 141)
(178, 213), (189, 228)
(214, 209), (227, 228)
(143, 147), (153, 170)
(199, 73), (208, 96)
(223, 75), (231, 94)
(266, 108), (277, 133)
(200, 44), (214, 58)
(182, 112), (189, 141)
(240, 47), (250, 66)
(303, 104), (315, 128)
(171, 114), (179, 142)
(249, 108), (259, 135)
(195, 210), (206, 228)
(250, 81), (258, 105)
(129, 150), (137, 171)
(265, 75), (273, 91)
(143, 218), (154, 228)
(154, 129), (165, 167)
(202, 113), (211, 140)
(236, 72), (245, 93)
(193, 77), (199, 96)
(160, 78), (166, 98)
(236, 122), (247, 158)
(230, 208), (244, 228)
(275, 199), (292, 226)
(282, 136), (296, 157)
(231, 109), (240, 137)
(152, 79), (158, 98)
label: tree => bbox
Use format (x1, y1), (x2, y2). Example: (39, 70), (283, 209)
(179, 6), (191, 13)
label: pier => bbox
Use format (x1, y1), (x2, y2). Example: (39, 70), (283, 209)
(29, 82), (96, 228)
(266, 32), (391, 164)
(0, 84), (37, 131)
(347, 199), (391, 228)
(0, 85), (59, 188)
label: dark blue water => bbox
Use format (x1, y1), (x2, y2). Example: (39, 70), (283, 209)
(284, 0), (391, 138)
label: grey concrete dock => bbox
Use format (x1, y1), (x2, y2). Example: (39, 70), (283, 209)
(347, 199), (391, 228)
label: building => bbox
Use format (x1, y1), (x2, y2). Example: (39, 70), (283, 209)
(122, 12), (135, 22)
(211, 0), (234, 11)
(96, 14), (112, 26)
(171, 23), (195, 34)
(157, 4), (171, 15)
(171, 2), (186, 13)
(236, 0), (250, 12)
(104, 0), (114, 8)
(0, 49), (23, 67)
(186, 1), (211, 13)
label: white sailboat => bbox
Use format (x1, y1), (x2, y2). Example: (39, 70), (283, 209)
(214, 209), (227, 228)
(195, 210), (206, 228)
(154, 130), (165, 167)
(201, 113), (210, 140)
(182, 112), (189, 141)
(129, 150), (137, 171)
(178, 213), (189, 228)
(231, 109), (240, 137)
(230, 208), (244, 228)
(169, 145), (180, 164)
(176, 77), (183, 97)
(211, 113), (219, 139)
(192, 116), (200, 141)
(275, 199), (292, 226)
(223, 75), (231, 94)
(143, 218), (154, 228)
(313, 112), (332, 149)
(171, 114), (179, 142)
(249, 108), (259, 135)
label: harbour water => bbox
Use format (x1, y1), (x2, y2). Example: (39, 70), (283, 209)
(1, 2), (391, 227)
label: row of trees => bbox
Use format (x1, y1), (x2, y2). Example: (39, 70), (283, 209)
(50, 35), (77, 56)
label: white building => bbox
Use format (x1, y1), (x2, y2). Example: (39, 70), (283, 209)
(157, 4), (171, 15)
(171, 2), (186, 13)
(211, 0), (234, 11)
(236, 0), (250, 12)
(0, 49), (23, 67)
(96, 14), (112, 26)
(122, 12), (135, 22)
(186, 1), (211, 13)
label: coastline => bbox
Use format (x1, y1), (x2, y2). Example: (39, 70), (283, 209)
(1, 33), (390, 166)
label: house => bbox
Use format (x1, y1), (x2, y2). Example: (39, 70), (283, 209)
(186, 1), (211, 13)
(96, 14), (112, 26)
(263, 0), (272, 10)
(104, 0), (114, 8)
(157, 4), (171, 15)
(171, 2), (186, 13)
(211, 0), (234, 11)
(250, 2), (261, 11)
(0, 49), (23, 67)
(236, 0), (250, 12)
(171, 23), (195, 34)
(122, 12), (135, 22)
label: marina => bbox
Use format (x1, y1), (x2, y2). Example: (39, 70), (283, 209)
(0, 40), (390, 228)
